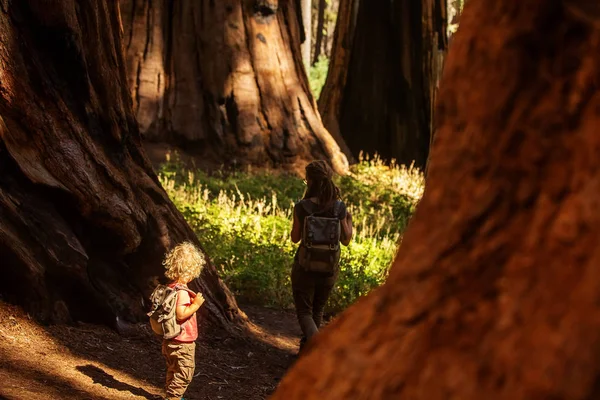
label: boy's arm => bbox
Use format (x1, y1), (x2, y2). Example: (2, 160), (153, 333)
(176, 291), (205, 321)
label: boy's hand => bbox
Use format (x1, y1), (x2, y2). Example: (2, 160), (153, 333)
(192, 293), (205, 306)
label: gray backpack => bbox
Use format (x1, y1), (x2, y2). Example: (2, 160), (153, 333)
(297, 201), (342, 275)
(147, 284), (193, 339)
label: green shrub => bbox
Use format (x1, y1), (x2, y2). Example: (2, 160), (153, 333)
(309, 56), (330, 98)
(158, 153), (424, 313)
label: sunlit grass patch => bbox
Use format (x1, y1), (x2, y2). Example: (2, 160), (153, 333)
(158, 153), (424, 314)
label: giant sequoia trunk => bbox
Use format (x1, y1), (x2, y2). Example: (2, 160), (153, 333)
(316, 0), (358, 159)
(0, 0), (240, 328)
(274, 0), (600, 398)
(121, 0), (348, 174)
(319, 0), (447, 168)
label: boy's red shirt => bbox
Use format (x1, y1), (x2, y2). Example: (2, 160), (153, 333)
(168, 283), (199, 343)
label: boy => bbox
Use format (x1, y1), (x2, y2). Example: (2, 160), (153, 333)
(162, 241), (206, 400)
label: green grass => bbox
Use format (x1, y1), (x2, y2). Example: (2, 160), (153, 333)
(158, 154), (424, 314)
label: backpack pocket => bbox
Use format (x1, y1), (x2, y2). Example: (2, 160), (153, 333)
(147, 285), (182, 339)
(298, 243), (341, 275)
(300, 214), (341, 275)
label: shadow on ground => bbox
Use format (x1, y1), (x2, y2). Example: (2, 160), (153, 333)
(76, 364), (156, 398)
(0, 300), (300, 400)
(0, 348), (131, 400)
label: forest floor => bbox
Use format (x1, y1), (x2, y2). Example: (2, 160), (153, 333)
(0, 301), (301, 400)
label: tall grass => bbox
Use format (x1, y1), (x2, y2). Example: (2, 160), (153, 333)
(158, 154), (424, 313)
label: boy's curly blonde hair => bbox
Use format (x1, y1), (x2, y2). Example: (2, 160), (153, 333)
(163, 241), (206, 283)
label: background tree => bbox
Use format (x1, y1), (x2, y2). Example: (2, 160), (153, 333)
(301, 0), (312, 69)
(311, 0), (327, 65)
(319, 0), (448, 168)
(311, 0), (340, 62)
(316, 0), (359, 159)
(324, 0), (341, 59)
(0, 0), (240, 328)
(312, 0), (327, 65)
(121, 0), (348, 174)
(273, 0), (600, 397)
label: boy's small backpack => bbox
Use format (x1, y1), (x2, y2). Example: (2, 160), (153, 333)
(297, 201), (342, 275)
(147, 284), (193, 339)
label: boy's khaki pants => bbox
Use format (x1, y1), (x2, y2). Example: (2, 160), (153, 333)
(162, 339), (196, 399)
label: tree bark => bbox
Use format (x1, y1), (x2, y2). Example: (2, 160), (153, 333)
(273, 0), (600, 398)
(0, 0), (241, 328)
(319, 0), (447, 168)
(121, 0), (349, 175)
(312, 0), (326, 65)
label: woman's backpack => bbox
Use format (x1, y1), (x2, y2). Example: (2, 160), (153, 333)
(297, 201), (342, 275)
(147, 284), (194, 339)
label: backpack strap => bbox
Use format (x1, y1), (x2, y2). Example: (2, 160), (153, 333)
(299, 199), (317, 217)
(173, 284), (196, 297)
(300, 199), (342, 217)
(333, 200), (342, 219)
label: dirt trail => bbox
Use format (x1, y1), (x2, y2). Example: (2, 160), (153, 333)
(0, 302), (301, 400)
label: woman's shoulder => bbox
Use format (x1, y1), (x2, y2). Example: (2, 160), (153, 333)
(333, 199), (347, 209)
(295, 198), (314, 214)
(295, 199), (346, 215)
(295, 198), (318, 208)
(294, 199), (306, 209)
(335, 200), (347, 216)
(296, 197), (319, 204)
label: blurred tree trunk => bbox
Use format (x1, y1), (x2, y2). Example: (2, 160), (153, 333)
(323, 0), (341, 59)
(312, 0), (326, 65)
(0, 0), (241, 328)
(301, 0), (312, 69)
(121, 0), (348, 174)
(273, 0), (600, 398)
(319, 0), (447, 168)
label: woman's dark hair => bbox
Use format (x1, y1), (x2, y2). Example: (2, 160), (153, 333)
(303, 160), (341, 210)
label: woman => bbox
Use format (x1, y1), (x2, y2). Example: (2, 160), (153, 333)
(290, 160), (353, 351)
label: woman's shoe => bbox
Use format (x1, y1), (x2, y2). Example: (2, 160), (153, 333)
(299, 336), (307, 351)
(295, 335), (307, 357)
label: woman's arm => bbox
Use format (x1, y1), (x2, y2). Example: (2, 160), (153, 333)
(176, 292), (205, 321)
(340, 211), (353, 246)
(291, 207), (302, 243)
